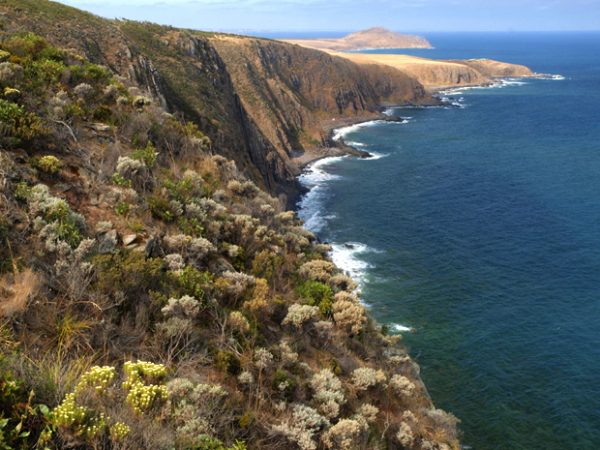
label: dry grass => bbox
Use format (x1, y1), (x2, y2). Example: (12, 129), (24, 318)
(0, 268), (41, 318)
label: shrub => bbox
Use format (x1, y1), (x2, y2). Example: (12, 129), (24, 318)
(38, 197), (85, 249)
(172, 266), (213, 301)
(132, 142), (158, 168)
(322, 418), (365, 450)
(73, 82), (94, 99)
(298, 260), (335, 283)
(396, 421), (414, 447)
(272, 404), (329, 450)
(162, 295), (201, 319)
(330, 274), (357, 292)
(1, 33), (48, 58)
(114, 201), (129, 216)
(253, 348), (273, 370)
(0, 99), (45, 146)
(251, 249), (282, 281)
(310, 369), (345, 419)
(0, 368), (50, 449)
(31, 155), (61, 174)
(357, 403), (379, 424)
(272, 369), (296, 400)
(332, 292), (366, 335)
(214, 351), (241, 376)
(93, 251), (165, 296)
(228, 311), (250, 334)
(351, 368), (387, 391)
(296, 281), (334, 318)
(282, 304), (319, 329)
(389, 374), (416, 398)
(122, 361), (168, 414)
(148, 194), (178, 222)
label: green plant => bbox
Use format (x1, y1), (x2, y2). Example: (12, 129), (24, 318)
(0, 368), (51, 449)
(0, 99), (45, 147)
(296, 280), (334, 318)
(111, 172), (132, 187)
(272, 369), (296, 401)
(115, 201), (130, 216)
(172, 266), (213, 302)
(132, 142), (158, 168)
(148, 195), (177, 222)
(195, 435), (247, 450)
(177, 216), (204, 237)
(44, 200), (83, 248)
(93, 251), (165, 296)
(214, 351), (241, 376)
(13, 182), (31, 202)
(32, 155), (62, 174)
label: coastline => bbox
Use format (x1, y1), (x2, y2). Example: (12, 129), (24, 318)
(293, 70), (544, 175)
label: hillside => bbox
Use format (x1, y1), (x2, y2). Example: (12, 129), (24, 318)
(0, 1), (434, 206)
(313, 52), (535, 90)
(0, 11), (460, 450)
(283, 28), (432, 51)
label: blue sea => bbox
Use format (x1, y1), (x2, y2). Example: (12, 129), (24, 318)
(296, 33), (600, 449)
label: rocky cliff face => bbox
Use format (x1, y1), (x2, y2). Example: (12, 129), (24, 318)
(210, 36), (428, 172)
(0, 0), (432, 205)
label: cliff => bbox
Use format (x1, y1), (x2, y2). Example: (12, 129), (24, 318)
(209, 35), (427, 171)
(0, 15), (460, 450)
(320, 52), (535, 89)
(283, 27), (433, 50)
(0, 1), (433, 205)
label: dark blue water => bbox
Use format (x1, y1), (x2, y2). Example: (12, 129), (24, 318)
(298, 33), (600, 450)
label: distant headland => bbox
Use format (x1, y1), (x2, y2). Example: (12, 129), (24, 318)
(282, 27), (433, 51)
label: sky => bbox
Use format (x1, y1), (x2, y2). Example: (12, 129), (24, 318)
(56, 0), (600, 33)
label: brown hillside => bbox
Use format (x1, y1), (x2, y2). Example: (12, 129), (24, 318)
(0, 1), (433, 205)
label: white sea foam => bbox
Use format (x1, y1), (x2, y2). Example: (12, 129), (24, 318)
(365, 152), (389, 160)
(297, 156), (345, 232)
(345, 141), (367, 148)
(390, 323), (414, 333)
(330, 242), (377, 286)
(535, 73), (566, 80)
(332, 120), (381, 141)
(332, 119), (409, 142)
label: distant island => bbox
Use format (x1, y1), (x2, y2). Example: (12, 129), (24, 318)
(282, 27), (433, 51)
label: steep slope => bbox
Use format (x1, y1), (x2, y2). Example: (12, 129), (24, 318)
(0, 0), (433, 205)
(283, 27), (432, 50)
(0, 28), (460, 450)
(321, 52), (535, 89)
(210, 35), (427, 169)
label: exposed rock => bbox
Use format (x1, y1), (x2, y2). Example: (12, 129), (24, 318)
(97, 229), (118, 254)
(122, 234), (138, 246)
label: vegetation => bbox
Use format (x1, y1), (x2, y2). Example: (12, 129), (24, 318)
(0, 30), (459, 450)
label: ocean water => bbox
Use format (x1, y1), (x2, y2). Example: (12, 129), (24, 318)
(297, 32), (600, 450)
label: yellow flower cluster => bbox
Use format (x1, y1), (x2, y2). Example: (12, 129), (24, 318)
(122, 360), (168, 387)
(75, 365), (116, 395)
(125, 382), (168, 414)
(122, 361), (168, 414)
(110, 422), (131, 441)
(52, 393), (106, 438)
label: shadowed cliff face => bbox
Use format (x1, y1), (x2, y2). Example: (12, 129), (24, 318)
(0, 0), (432, 205)
(210, 36), (429, 168)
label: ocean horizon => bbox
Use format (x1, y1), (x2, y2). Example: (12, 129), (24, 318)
(298, 32), (600, 449)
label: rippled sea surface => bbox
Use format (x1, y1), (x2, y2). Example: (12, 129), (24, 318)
(297, 33), (600, 449)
